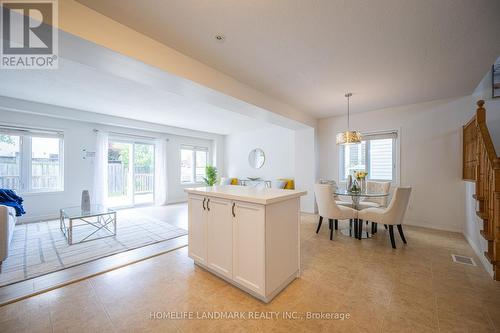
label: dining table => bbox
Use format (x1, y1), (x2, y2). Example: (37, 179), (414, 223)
(334, 189), (389, 239)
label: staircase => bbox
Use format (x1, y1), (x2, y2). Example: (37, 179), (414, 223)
(463, 100), (500, 280)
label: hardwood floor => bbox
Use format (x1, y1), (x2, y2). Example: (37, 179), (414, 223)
(1, 212), (499, 332)
(123, 204), (188, 230)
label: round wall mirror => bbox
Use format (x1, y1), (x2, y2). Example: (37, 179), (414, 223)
(248, 148), (265, 169)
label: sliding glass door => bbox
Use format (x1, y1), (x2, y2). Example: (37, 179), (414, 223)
(133, 143), (154, 205)
(107, 140), (154, 208)
(108, 141), (133, 207)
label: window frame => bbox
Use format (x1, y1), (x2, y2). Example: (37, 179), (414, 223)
(0, 127), (64, 194)
(180, 145), (209, 185)
(338, 130), (399, 184)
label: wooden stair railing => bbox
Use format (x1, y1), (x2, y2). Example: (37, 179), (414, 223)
(463, 100), (500, 280)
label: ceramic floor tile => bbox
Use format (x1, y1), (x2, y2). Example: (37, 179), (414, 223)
(1, 212), (500, 333)
(437, 307), (495, 333)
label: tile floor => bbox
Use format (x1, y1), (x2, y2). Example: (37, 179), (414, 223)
(1, 213), (499, 332)
(0, 236), (187, 306)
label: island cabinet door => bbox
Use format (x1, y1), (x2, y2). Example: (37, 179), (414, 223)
(232, 201), (266, 295)
(206, 197), (233, 279)
(188, 195), (207, 264)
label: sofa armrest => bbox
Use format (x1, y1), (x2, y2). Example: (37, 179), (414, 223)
(0, 205), (10, 261)
(0, 205), (8, 226)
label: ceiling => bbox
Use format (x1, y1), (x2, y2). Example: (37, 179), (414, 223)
(0, 57), (272, 135)
(76, 0), (500, 118)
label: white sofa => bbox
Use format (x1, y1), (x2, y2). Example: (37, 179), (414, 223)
(0, 205), (16, 263)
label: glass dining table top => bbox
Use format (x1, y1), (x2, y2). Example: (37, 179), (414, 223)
(334, 189), (389, 198)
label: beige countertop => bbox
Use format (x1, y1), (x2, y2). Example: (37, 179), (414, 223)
(184, 185), (307, 205)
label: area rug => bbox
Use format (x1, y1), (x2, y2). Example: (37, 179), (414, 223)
(0, 214), (187, 287)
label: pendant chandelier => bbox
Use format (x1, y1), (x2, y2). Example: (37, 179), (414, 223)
(336, 92), (362, 145)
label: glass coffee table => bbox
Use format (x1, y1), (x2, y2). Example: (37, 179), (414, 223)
(60, 205), (117, 245)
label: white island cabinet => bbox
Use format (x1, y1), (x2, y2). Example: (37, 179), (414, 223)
(185, 185), (307, 303)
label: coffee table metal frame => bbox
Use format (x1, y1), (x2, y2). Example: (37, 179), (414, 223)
(59, 207), (117, 245)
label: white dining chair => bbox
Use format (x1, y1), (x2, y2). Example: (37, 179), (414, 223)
(358, 187), (412, 248)
(314, 183), (358, 240)
(357, 181), (391, 209)
(318, 179), (352, 207)
(357, 181), (391, 234)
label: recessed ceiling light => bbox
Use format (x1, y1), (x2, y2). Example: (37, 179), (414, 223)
(214, 34), (225, 42)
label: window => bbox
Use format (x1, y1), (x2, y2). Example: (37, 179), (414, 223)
(0, 128), (64, 193)
(195, 150), (207, 182)
(107, 139), (155, 207)
(180, 145), (208, 184)
(339, 131), (397, 182)
(0, 135), (20, 190)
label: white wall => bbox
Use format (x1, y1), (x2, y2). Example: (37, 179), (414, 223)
(224, 125), (317, 213)
(470, 68), (500, 151)
(294, 127), (317, 213)
(224, 126), (296, 181)
(0, 107), (222, 222)
(318, 96), (472, 232)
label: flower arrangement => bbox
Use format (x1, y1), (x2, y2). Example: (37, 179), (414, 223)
(354, 171), (368, 180)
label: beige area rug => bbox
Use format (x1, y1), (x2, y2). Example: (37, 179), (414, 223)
(0, 213), (187, 287)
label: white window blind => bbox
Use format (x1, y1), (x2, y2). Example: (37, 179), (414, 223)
(340, 131), (397, 182)
(369, 138), (393, 180)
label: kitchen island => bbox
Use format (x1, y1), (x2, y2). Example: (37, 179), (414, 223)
(185, 185), (307, 303)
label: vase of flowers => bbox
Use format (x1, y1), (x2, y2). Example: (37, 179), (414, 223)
(354, 171), (368, 193)
(350, 179), (361, 193)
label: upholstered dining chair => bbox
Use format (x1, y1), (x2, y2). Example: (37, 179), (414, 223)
(319, 179), (352, 207)
(357, 181), (391, 233)
(358, 187), (412, 249)
(314, 183), (358, 240)
(358, 181), (391, 209)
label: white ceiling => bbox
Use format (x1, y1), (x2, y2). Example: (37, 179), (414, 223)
(77, 0), (500, 118)
(0, 57), (272, 135)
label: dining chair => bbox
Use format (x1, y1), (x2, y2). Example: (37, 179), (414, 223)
(357, 181), (391, 233)
(358, 187), (412, 248)
(314, 183), (358, 240)
(319, 179), (352, 207)
(358, 181), (391, 209)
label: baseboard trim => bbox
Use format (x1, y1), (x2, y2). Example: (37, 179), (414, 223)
(404, 219), (462, 233)
(18, 202), (190, 224)
(463, 233), (494, 278)
(18, 213), (59, 224)
(166, 199), (188, 205)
